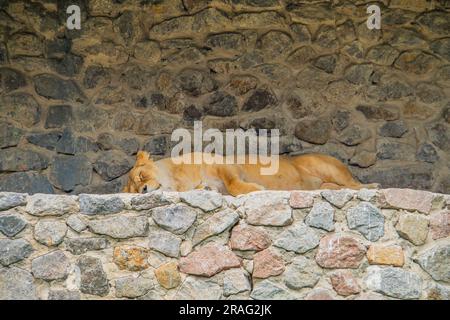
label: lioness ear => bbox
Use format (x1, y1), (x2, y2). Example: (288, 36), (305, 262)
(135, 151), (152, 166)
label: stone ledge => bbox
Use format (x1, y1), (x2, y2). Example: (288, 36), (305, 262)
(0, 189), (449, 300)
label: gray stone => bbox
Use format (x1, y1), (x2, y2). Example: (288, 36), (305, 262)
(204, 91), (238, 117)
(176, 68), (217, 96)
(26, 131), (63, 150)
(88, 215), (148, 239)
(0, 239), (33, 266)
(283, 256), (322, 290)
(321, 190), (354, 209)
(31, 250), (71, 280)
(366, 44), (399, 66)
(0, 267), (37, 300)
(0, 192), (27, 211)
(430, 38), (450, 61)
(365, 266), (422, 299)
(130, 192), (171, 210)
(77, 255), (109, 296)
(417, 143), (439, 163)
(337, 125), (372, 146)
(115, 274), (154, 298)
(345, 64), (373, 85)
(0, 121), (23, 148)
(50, 53), (84, 77)
(290, 23), (311, 42)
(242, 89), (277, 112)
(379, 121), (408, 138)
(55, 129), (99, 155)
(314, 25), (337, 49)
(418, 11), (450, 36)
(148, 230), (181, 258)
(250, 280), (293, 300)
(0, 92), (40, 127)
(346, 202), (385, 241)
(274, 222), (320, 253)
(223, 269), (251, 297)
(428, 123), (450, 152)
(83, 65), (111, 88)
(258, 30), (292, 58)
(50, 155), (92, 192)
(0, 172), (54, 194)
(192, 208), (239, 245)
(66, 214), (87, 232)
(426, 283), (450, 300)
(416, 83), (444, 104)
(45, 105), (73, 128)
(65, 237), (109, 255)
(26, 194), (78, 216)
(79, 194), (125, 215)
(48, 290), (81, 300)
(0, 67), (26, 93)
(356, 105), (399, 121)
(34, 73), (85, 102)
(294, 118), (331, 145)
(143, 135), (169, 156)
(305, 201), (335, 231)
(174, 276), (222, 300)
(152, 204), (197, 235)
(286, 46), (316, 67)
(313, 54), (337, 73)
(417, 244), (450, 283)
(180, 190), (223, 212)
(0, 148), (49, 172)
(34, 219), (67, 246)
(376, 140), (415, 161)
(245, 193), (292, 226)
(0, 212), (27, 237)
(93, 150), (133, 181)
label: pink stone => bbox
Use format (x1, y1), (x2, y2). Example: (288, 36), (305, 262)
(289, 191), (315, 209)
(430, 211), (450, 240)
(229, 224), (271, 251)
(179, 243), (241, 277)
(305, 288), (335, 300)
(382, 188), (434, 214)
(330, 271), (361, 296)
(253, 248), (285, 279)
(315, 234), (366, 269)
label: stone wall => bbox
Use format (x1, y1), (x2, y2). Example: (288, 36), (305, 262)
(0, 188), (449, 300)
(0, 0), (449, 195)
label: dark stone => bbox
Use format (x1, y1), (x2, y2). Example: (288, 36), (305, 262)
(83, 65), (111, 89)
(50, 155), (92, 192)
(242, 89), (277, 112)
(444, 107), (450, 124)
(0, 67), (26, 93)
(314, 55), (337, 73)
(378, 121), (408, 138)
(290, 23), (311, 43)
(0, 172), (54, 194)
(366, 44), (399, 66)
(45, 38), (71, 58)
(65, 238), (109, 255)
(427, 123), (450, 152)
(417, 143), (439, 163)
(435, 174), (450, 195)
(337, 125), (371, 146)
(120, 66), (157, 90)
(345, 64), (373, 85)
(177, 68), (217, 96)
(368, 76), (413, 101)
(231, 0), (279, 6)
(0, 121), (23, 149)
(55, 129), (98, 155)
(143, 135), (169, 156)
(430, 38), (450, 61)
(376, 140), (415, 161)
(286, 46), (316, 67)
(72, 178), (124, 195)
(0, 213), (27, 237)
(206, 32), (245, 51)
(77, 255), (110, 296)
(0, 93), (41, 127)
(34, 74), (85, 102)
(356, 105), (399, 121)
(26, 131), (63, 151)
(237, 50), (265, 69)
(418, 11), (450, 36)
(115, 11), (135, 43)
(394, 50), (438, 75)
(355, 163), (434, 190)
(93, 151), (132, 181)
(314, 25), (338, 49)
(204, 91), (238, 117)
(0, 149), (49, 172)
(96, 133), (139, 155)
(258, 31), (293, 58)
(332, 110), (350, 132)
(135, 92), (166, 110)
(49, 53), (84, 77)
(183, 105), (203, 122)
(416, 83), (444, 104)
(294, 118), (331, 145)
(245, 118), (276, 134)
(45, 105), (74, 129)
(0, 43), (7, 64)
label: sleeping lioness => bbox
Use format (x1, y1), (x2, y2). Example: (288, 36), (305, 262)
(123, 151), (378, 196)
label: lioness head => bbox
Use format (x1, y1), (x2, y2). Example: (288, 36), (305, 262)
(123, 151), (161, 193)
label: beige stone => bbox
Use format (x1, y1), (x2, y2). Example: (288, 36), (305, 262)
(367, 244), (405, 267)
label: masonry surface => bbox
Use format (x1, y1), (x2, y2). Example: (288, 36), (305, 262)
(0, 0), (449, 195)
(0, 189), (449, 300)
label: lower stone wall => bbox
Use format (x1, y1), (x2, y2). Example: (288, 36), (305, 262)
(0, 189), (449, 300)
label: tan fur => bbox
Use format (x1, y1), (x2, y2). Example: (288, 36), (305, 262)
(123, 151), (378, 196)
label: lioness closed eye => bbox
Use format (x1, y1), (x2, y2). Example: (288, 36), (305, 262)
(123, 151), (378, 196)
